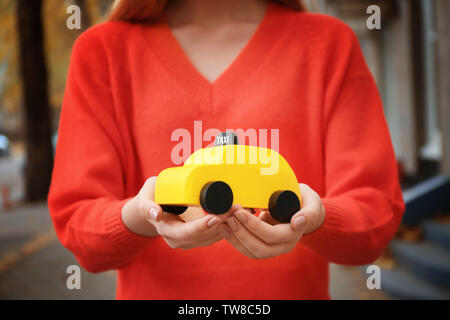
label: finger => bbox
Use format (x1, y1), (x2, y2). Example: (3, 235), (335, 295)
(195, 224), (228, 244)
(223, 225), (296, 260)
(154, 211), (186, 235)
(225, 217), (288, 258)
(212, 204), (243, 222)
(260, 210), (307, 237)
(163, 222), (225, 249)
(202, 231), (226, 245)
(218, 225), (257, 259)
(137, 177), (163, 222)
(259, 211), (278, 226)
(298, 184), (322, 211)
(139, 198), (163, 222)
(157, 212), (222, 241)
(233, 209), (298, 244)
(290, 184), (322, 230)
(179, 206), (206, 222)
(141, 176), (158, 201)
(155, 202), (242, 244)
(181, 231), (224, 249)
(225, 204), (243, 216)
(226, 236), (258, 259)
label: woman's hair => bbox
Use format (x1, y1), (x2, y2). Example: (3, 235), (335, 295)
(109, 0), (307, 23)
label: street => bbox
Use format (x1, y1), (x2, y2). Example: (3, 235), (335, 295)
(0, 203), (116, 299)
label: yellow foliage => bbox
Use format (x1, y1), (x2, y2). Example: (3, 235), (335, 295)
(0, 0), (109, 115)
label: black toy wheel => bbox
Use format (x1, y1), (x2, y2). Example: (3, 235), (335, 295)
(200, 181), (233, 214)
(161, 205), (188, 215)
(268, 190), (301, 223)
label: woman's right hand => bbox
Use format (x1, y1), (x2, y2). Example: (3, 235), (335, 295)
(121, 177), (235, 249)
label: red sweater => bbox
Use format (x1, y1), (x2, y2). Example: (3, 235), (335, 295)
(48, 3), (404, 299)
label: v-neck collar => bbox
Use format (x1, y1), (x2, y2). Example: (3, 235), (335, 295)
(140, 2), (291, 104)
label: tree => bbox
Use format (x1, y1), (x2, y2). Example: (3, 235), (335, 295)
(16, 0), (53, 201)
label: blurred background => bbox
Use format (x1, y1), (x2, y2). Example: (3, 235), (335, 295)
(0, 0), (449, 300)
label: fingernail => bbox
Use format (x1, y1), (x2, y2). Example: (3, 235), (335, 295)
(218, 226), (231, 239)
(234, 210), (248, 224)
(149, 207), (159, 222)
(207, 217), (220, 228)
(227, 217), (239, 232)
(294, 216), (306, 229)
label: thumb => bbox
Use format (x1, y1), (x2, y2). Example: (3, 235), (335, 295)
(138, 177), (163, 222)
(138, 198), (163, 223)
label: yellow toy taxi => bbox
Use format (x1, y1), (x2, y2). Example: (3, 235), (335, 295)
(155, 132), (302, 223)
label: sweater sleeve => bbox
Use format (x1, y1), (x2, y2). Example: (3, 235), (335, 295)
(300, 29), (405, 265)
(48, 28), (153, 273)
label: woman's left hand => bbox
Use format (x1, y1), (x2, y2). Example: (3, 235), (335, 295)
(219, 184), (326, 259)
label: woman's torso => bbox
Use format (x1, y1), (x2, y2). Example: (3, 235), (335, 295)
(90, 2), (353, 299)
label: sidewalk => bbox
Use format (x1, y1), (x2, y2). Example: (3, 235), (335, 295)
(0, 203), (115, 299)
(0, 203), (389, 300)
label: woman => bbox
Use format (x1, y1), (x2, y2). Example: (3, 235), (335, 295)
(48, 0), (405, 299)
